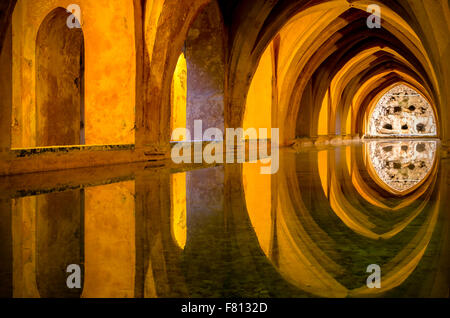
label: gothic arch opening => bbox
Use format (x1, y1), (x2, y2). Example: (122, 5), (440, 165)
(171, 53), (188, 142)
(366, 84), (437, 137)
(238, 2), (443, 146)
(170, 1), (225, 142)
(35, 8), (84, 147)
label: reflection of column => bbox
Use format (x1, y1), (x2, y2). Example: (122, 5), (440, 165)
(82, 182), (135, 298)
(0, 198), (12, 297)
(135, 173), (187, 298)
(11, 196), (40, 298)
(183, 167), (225, 296)
(226, 163), (304, 297)
(36, 190), (84, 298)
(273, 152), (349, 297)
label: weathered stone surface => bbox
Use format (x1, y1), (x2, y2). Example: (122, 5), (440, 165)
(367, 140), (437, 193)
(368, 85), (437, 137)
(186, 1), (225, 136)
(35, 8), (83, 146)
(11, 0), (137, 148)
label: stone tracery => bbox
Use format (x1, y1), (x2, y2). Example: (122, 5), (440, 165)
(367, 85), (437, 137)
(367, 140), (437, 194)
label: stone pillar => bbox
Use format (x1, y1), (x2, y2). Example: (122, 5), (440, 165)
(134, 172), (187, 298)
(186, 1), (225, 137)
(183, 166), (225, 294)
(0, 23), (12, 152)
(0, 198), (12, 297)
(135, 0), (209, 154)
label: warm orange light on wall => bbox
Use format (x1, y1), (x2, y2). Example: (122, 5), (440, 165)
(318, 91), (329, 136)
(242, 161), (272, 256)
(171, 53), (187, 142)
(11, 0), (136, 148)
(317, 150), (328, 198)
(82, 181), (136, 298)
(170, 172), (187, 250)
(243, 45), (272, 139)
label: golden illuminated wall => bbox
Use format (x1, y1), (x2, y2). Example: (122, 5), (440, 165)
(318, 90), (330, 136)
(11, 181), (135, 298)
(243, 45), (273, 139)
(82, 181), (135, 298)
(170, 172), (187, 250)
(243, 161), (272, 256)
(11, 0), (136, 148)
(171, 54), (187, 142)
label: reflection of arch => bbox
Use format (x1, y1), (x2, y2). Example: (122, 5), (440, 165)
(348, 145), (435, 211)
(243, 147), (443, 297)
(134, 174), (188, 298)
(166, 0), (225, 143)
(36, 8), (84, 147)
(320, 146), (440, 240)
(12, 181), (136, 298)
(36, 190), (84, 298)
(364, 141), (438, 196)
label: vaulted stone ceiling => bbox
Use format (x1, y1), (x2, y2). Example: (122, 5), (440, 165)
(224, 0), (448, 145)
(368, 84), (437, 137)
(0, 0), (449, 175)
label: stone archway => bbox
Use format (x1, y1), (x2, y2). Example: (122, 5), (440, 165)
(35, 7), (84, 147)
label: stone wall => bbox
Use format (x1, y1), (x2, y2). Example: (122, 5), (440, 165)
(11, 0), (136, 147)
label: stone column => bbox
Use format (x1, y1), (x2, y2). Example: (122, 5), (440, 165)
(0, 198), (12, 297)
(185, 1), (225, 137)
(0, 23), (12, 153)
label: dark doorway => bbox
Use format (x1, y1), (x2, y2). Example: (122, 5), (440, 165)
(36, 8), (85, 147)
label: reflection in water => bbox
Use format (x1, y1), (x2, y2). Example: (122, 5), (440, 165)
(367, 140), (437, 194)
(0, 143), (448, 298)
(243, 143), (447, 298)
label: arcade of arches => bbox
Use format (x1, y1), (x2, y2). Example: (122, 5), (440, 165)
(0, 0), (449, 298)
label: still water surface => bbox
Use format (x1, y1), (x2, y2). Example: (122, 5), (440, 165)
(0, 141), (448, 298)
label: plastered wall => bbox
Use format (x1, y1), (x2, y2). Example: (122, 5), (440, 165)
(11, 0), (136, 148)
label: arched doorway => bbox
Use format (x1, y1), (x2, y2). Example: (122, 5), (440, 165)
(36, 7), (84, 147)
(170, 1), (225, 143)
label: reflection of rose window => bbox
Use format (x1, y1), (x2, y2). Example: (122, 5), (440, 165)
(367, 84), (437, 137)
(366, 140), (437, 194)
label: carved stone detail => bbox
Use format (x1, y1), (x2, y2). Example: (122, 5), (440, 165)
(368, 140), (437, 193)
(368, 85), (437, 137)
